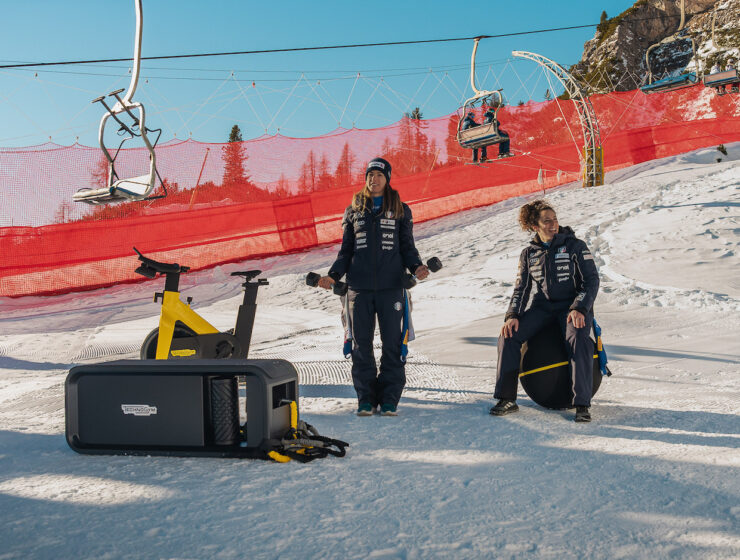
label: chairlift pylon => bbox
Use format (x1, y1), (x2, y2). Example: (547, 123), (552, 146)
(456, 38), (509, 151)
(640, 0), (700, 94)
(73, 0), (165, 205)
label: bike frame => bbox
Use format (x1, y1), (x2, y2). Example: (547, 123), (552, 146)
(156, 290), (219, 359)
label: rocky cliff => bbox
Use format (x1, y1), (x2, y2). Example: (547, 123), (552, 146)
(571, 0), (739, 93)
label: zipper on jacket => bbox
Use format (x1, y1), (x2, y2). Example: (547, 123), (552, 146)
(371, 213), (378, 291)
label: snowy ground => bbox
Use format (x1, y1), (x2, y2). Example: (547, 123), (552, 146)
(1, 144), (739, 559)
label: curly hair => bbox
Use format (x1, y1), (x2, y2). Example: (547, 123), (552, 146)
(518, 199), (555, 232)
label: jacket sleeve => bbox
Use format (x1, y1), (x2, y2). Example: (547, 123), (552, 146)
(327, 207), (355, 281)
(569, 239), (600, 314)
(505, 248), (532, 321)
(399, 204), (423, 273)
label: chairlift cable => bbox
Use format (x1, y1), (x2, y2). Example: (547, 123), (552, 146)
(0, 26), (604, 70)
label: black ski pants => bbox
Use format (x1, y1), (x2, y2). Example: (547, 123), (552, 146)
(347, 288), (406, 407)
(494, 303), (594, 407)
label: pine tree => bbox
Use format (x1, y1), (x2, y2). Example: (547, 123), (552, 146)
(53, 201), (73, 224)
(90, 154), (109, 188)
(334, 143), (357, 188)
(221, 124), (261, 199)
(597, 11), (608, 34)
(544, 89), (552, 101)
(222, 124), (251, 188)
(445, 114), (464, 166)
(317, 154), (333, 191)
(405, 107), (423, 120)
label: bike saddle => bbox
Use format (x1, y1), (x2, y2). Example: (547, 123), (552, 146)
(231, 270), (262, 282)
(133, 247), (189, 277)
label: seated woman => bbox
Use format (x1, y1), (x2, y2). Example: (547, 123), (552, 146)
(491, 200), (600, 422)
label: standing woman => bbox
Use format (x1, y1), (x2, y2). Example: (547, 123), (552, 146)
(491, 200), (600, 422)
(318, 158), (429, 416)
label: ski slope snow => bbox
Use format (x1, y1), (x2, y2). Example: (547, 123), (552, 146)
(0, 144), (738, 559)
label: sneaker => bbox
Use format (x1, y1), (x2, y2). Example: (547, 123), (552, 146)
(575, 406), (592, 423)
(356, 402), (375, 416)
(380, 403), (398, 416)
(489, 399), (519, 416)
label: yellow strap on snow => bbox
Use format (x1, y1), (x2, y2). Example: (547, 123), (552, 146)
(519, 355), (598, 377)
(268, 451), (291, 463)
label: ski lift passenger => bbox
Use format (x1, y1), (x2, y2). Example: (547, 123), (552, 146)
(491, 200), (600, 422)
(495, 117), (511, 158)
(317, 158), (428, 417)
(710, 62), (725, 93)
(461, 111), (487, 163)
(728, 59), (740, 93)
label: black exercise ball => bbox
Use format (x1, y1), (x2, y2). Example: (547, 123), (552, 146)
(519, 321), (602, 409)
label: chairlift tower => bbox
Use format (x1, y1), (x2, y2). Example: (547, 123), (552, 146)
(512, 51), (604, 188)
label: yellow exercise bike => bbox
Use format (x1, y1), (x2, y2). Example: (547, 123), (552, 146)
(134, 248), (267, 360)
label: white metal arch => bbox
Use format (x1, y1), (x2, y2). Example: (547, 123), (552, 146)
(512, 50), (604, 187)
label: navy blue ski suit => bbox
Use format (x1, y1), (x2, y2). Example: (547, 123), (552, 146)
(462, 113), (487, 162)
(328, 202), (423, 407)
(494, 226), (600, 406)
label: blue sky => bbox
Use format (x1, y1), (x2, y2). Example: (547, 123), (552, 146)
(0, 0), (637, 147)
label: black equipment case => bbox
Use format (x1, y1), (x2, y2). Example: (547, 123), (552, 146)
(65, 359), (298, 458)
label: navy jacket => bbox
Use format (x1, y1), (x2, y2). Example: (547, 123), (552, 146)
(328, 203), (422, 291)
(461, 115), (478, 130)
(505, 226), (599, 320)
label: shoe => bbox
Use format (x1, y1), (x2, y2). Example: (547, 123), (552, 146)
(489, 399), (519, 416)
(575, 406), (592, 423)
(480, 158), (490, 163)
(356, 402), (375, 416)
(380, 403), (398, 416)
(471, 159), (479, 164)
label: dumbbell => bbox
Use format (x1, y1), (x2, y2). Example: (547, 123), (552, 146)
(306, 272), (348, 296)
(402, 257), (443, 289)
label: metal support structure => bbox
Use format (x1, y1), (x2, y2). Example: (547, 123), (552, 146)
(512, 50), (604, 187)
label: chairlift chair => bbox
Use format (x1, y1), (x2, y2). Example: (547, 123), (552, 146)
(73, 0), (164, 205)
(457, 91), (507, 150)
(702, 5), (740, 96)
(703, 69), (739, 94)
(456, 37), (509, 150)
(639, 0), (700, 95)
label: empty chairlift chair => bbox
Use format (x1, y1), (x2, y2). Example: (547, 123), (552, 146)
(73, 0), (165, 205)
(639, 1), (700, 95)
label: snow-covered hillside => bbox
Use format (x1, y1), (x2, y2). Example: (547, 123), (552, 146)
(1, 144), (738, 559)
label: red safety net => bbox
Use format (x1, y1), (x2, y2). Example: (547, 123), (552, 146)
(1, 84), (738, 297)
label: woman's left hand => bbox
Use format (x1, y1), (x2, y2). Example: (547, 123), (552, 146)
(415, 265), (430, 281)
(567, 310), (586, 329)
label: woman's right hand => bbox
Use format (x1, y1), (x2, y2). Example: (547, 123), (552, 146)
(317, 276), (336, 290)
(501, 318), (519, 338)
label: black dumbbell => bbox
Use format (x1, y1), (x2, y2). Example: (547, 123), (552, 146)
(306, 272), (348, 296)
(402, 257), (443, 289)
